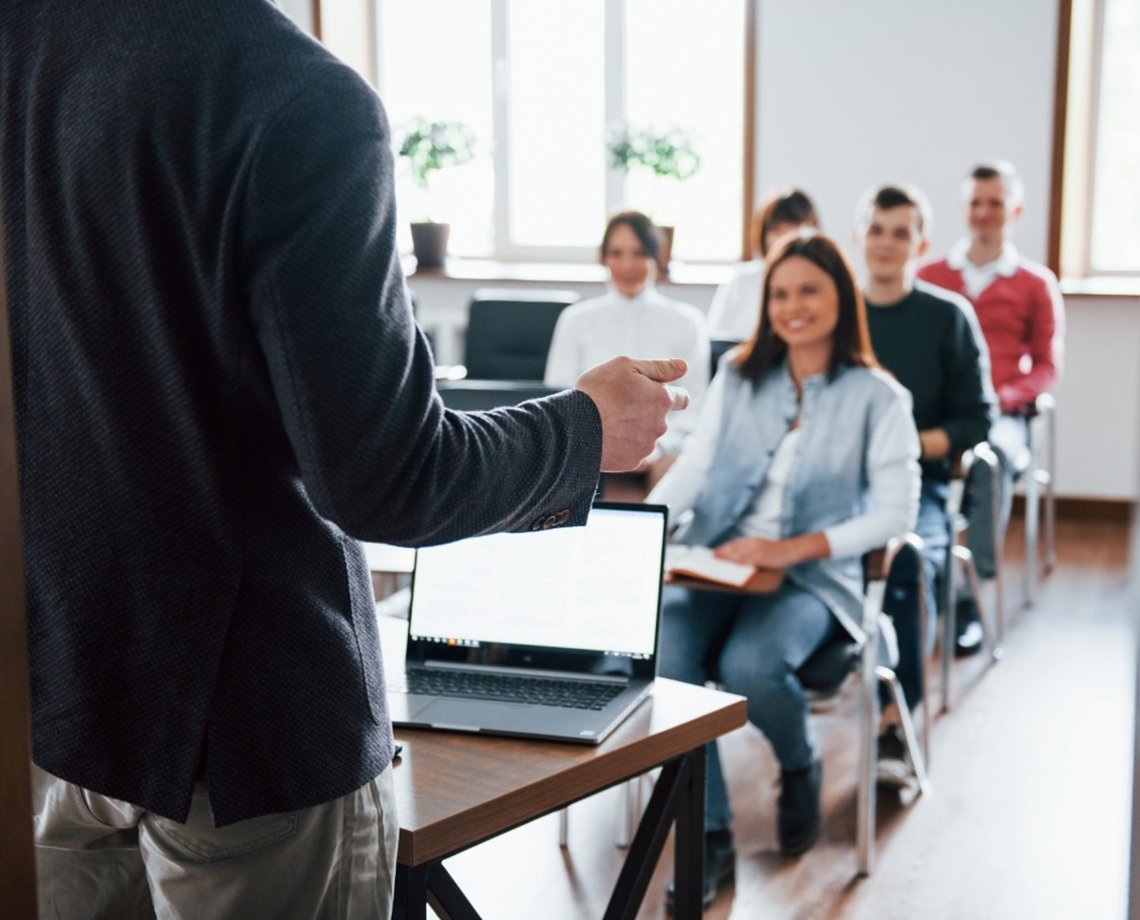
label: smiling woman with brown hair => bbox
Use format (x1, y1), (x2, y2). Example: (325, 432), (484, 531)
(649, 231), (920, 908)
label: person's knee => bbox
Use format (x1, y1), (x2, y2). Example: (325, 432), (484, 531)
(719, 649), (793, 705)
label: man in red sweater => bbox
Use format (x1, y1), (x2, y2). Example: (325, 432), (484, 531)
(918, 160), (1064, 653)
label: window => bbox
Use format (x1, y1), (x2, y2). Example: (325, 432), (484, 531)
(310, 0), (747, 263)
(1060, 0), (1140, 276)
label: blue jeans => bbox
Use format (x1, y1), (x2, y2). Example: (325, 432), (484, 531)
(658, 581), (836, 833)
(881, 477), (948, 710)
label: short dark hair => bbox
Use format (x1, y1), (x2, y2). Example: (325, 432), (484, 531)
(855, 183), (932, 237)
(733, 231), (876, 384)
(600, 210), (660, 263)
(965, 159), (1024, 207)
(751, 188), (820, 257)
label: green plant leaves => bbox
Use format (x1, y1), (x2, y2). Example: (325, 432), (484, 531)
(605, 124), (701, 181)
(397, 118), (477, 190)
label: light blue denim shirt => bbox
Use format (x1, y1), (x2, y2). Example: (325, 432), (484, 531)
(652, 358), (920, 641)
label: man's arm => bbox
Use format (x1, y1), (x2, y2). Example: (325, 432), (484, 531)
(240, 65), (681, 544)
(997, 271), (1064, 412)
(935, 295), (998, 454)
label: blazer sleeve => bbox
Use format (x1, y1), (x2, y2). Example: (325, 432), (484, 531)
(239, 67), (601, 543)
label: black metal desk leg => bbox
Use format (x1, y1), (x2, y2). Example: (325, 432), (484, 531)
(394, 861), (483, 920)
(673, 745), (706, 919)
(603, 751), (704, 920)
(393, 864), (430, 920)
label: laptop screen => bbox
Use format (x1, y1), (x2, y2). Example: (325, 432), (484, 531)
(406, 503), (666, 677)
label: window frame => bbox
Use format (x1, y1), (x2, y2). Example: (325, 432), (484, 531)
(315, 0), (756, 265)
(1053, 0), (1140, 280)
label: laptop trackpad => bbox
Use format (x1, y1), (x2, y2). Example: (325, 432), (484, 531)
(417, 698), (527, 731)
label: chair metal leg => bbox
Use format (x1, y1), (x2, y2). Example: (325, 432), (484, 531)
(856, 588), (882, 877)
(941, 536), (957, 714)
(615, 777), (644, 849)
(876, 666), (931, 795)
(915, 542), (932, 770)
(1044, 404), (1057, 573)
(953, 545), (1002, 662)
(1024, 434), (1040, 607)
(559, 775), (647, 849)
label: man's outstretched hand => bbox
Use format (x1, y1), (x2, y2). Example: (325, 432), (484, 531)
(576, 356), (690, 472)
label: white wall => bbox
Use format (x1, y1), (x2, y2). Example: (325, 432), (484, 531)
(1052, 295), (1140, 500)
(276, 0), (313, 32)
(757, 0), (1058, 262)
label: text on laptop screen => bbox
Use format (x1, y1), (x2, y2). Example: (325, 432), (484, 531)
(409, 506), (665, 658)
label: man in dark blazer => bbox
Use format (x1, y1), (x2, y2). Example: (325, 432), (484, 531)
(1, 1), (688, 915)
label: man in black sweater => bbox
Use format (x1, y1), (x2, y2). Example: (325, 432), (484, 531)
(856, 184), (996, 781)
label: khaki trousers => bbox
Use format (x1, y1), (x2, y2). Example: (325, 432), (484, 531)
(33, 764), (398, 919)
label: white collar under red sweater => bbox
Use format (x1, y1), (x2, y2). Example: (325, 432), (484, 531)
(947, 238), (1020, 300)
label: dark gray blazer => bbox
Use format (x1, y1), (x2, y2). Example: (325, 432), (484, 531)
(1, 0), (602, 824)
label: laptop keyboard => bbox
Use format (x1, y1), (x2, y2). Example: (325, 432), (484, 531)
(400, 670), (624, 711)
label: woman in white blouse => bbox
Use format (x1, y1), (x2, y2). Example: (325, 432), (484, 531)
(650, 232), (919, 908)
(706, 188), (820, 341)
(544, 211), (708, 486)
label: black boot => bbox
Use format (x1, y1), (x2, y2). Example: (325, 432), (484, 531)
(777, 759), (822, 855)
(955, 597), (985, 657)
(665, 828), (735, 912)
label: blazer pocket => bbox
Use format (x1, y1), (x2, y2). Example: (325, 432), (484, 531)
(341, 535), (385, 725)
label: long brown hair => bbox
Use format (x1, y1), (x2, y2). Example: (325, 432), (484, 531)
(733, 231), (877, 384)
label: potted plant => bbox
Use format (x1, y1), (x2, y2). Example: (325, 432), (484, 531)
(397, 118), (477, 268)
(606, 124), (701, 274)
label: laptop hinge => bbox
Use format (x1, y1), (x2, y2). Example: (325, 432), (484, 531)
(419, 661), (628, 683)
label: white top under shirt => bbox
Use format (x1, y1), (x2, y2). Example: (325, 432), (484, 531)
(544, 285), (709, 451)
(734, 427), (799, 539)
(648, 369), (917, 559)
(705, 260), (764, 340)
(947, 238), (1019, 300)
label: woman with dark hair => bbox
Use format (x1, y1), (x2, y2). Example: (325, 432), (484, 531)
(649, 232), (919, 907)
(545, 211), (708, 484)
(706, 187), (821, 340)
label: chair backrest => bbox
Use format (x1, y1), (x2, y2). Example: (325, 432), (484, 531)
(796, 536), (918, 694)
(709, 338), (743, 380)
(464, 288), (579, 381)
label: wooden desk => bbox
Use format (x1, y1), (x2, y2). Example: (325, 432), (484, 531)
(387, 657), (745, 918)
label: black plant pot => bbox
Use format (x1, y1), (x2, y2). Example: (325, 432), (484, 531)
(410, 222), (450, 269)
(655, 224), (674, 277)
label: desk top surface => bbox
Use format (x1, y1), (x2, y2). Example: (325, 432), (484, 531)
(378, 616), (746, 865)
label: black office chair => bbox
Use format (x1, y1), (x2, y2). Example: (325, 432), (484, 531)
(708, 338), (742, 380)
(462, 288), (579, 381)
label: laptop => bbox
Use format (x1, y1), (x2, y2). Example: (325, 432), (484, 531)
(388, 502), (668, 744)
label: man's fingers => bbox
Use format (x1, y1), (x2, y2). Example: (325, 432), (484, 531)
(664, 385), (690, 411)
(629, 356), (687, 383)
